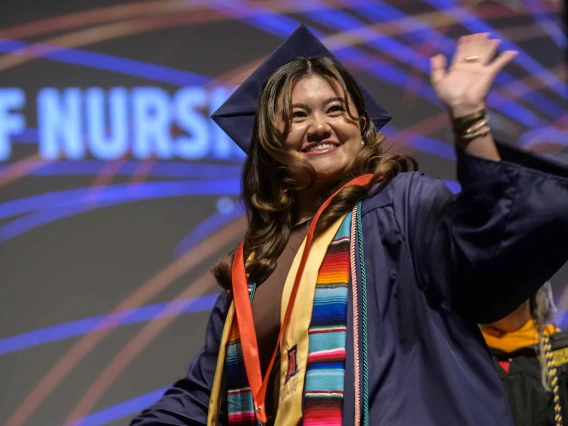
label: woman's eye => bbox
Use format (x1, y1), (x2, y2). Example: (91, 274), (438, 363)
(327, 105), (345, 114)
(292, 110), (307, 119)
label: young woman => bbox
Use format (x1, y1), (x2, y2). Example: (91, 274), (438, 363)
(482, 284), (568, 426)
(131, 25), (568, 426)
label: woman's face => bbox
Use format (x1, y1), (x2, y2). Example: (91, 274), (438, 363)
(278, 74), (364, 185)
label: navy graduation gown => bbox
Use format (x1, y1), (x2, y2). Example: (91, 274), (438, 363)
(131, 147), (568, 425)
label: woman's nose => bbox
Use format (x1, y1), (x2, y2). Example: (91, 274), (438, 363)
(307, 114), (332, 140)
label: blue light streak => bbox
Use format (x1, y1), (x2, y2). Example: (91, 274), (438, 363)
(518, 126), (568, 148)
(0, 174), (241, 221)
(174, 203), (245, 257)
(0, 160), (242, 180)
(0, 179), (240, 242)
(0, 39), (209, 86)
(67, 387), (168, 426)
(523, 0), (566, 48)
(382, 124), (456, 161)
(9, 127), (37, 143)
(0, 294), (219, 356)
(0, 187), (91, 221)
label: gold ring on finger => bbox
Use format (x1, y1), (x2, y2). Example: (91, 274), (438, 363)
(464, 55), (479, 62)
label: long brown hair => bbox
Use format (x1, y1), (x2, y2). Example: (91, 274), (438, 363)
(213, 56), (417, 289)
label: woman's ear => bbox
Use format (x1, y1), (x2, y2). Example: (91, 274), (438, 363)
(360, 113), (367, 133)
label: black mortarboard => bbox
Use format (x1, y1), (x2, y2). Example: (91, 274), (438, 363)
(211, 24), (392, 153)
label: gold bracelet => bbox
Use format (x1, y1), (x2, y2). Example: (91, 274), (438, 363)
(452, 108), (487, 128)
(459, 126), (491, 140)
(464, 118), (489, 134)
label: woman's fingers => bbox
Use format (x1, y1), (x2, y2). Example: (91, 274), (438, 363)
(450, 34), (471, 68)
(489, 50), (519, 75)
(429, 54), (447, 84)
(451, 33), (502, 67)
(481, 38), (501, 65)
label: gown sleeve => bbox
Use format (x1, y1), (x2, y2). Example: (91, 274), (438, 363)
(130, 292), (229, 426)
(405, 142), (568, 323)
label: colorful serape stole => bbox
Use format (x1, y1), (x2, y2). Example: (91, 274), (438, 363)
(224, 213), (352, 425)
(303, 213), (351, 425)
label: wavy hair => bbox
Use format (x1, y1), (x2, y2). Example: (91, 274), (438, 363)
(213, 56), (417, 289)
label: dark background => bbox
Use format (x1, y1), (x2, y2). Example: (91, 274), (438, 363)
(0, 1), (566, 425)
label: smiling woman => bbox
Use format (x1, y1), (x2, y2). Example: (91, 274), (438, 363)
(284, 76), (362, 180)
(221, 55), (416, 294)
(131, 24), (568, 426)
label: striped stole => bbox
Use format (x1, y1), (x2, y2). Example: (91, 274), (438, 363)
(303, 215), (351, 425)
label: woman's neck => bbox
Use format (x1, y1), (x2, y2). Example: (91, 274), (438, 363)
(294, 182), (331, 225)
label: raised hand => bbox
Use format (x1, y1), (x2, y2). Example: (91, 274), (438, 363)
(429, 33), (518, 117)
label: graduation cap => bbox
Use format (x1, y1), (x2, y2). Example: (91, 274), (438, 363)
(211, 24), (392, 153)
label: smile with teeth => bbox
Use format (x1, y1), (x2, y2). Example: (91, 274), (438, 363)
(304, 142), (337, 153)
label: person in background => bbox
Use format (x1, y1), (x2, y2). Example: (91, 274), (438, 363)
(482, 283), (568, 426)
